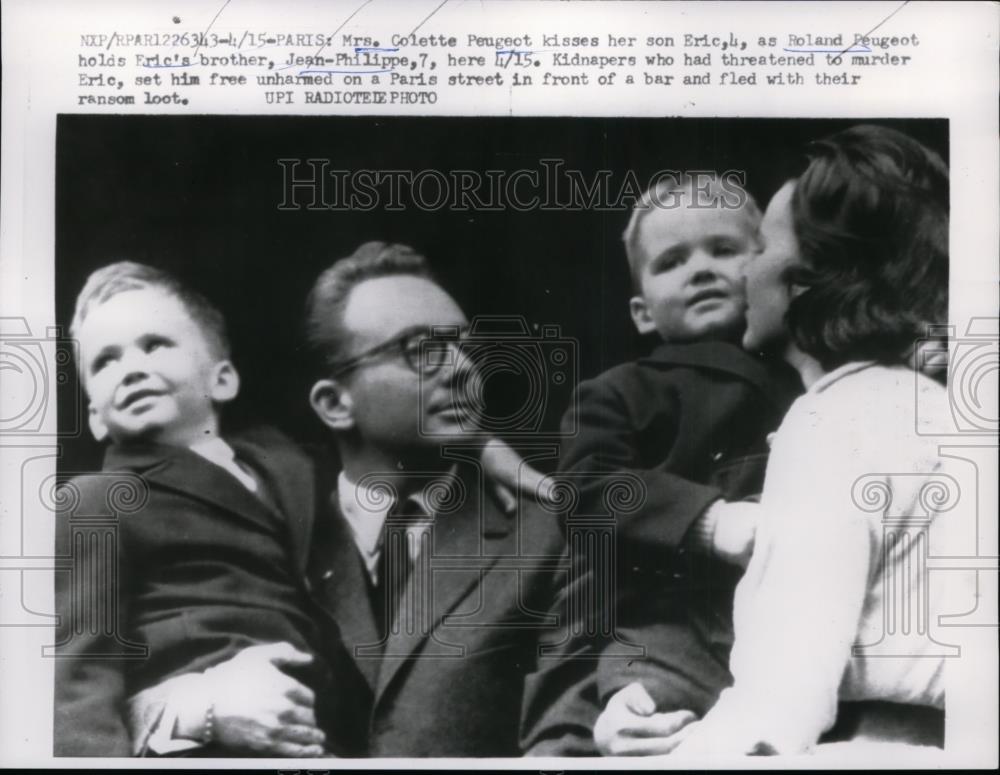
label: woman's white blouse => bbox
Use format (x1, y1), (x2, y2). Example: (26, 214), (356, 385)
(687, 361), (965, 754)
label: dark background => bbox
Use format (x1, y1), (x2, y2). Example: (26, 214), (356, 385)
(56, 115), (948, 472)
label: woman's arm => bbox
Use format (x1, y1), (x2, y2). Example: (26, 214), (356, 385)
(675, 418), (875, 755)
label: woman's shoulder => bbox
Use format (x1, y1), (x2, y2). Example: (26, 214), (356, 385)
(780, 362), (949, 461)
(807, 362), (943, 414)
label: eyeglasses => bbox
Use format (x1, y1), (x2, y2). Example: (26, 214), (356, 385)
(327, 325), (471, 377)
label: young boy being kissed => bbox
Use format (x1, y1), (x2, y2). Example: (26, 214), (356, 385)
(521, 174), (803, 756)
(53, 262), (339, 757)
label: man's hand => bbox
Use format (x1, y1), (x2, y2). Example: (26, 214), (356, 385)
(706, 500), (760, 568)
(201, 642), (326, 756)
(593, 682), (698, 756)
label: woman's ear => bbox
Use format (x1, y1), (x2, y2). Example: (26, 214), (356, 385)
(629, 295), (657, 335)
(88, 406), (109, 443)
(309, 378), (354, 432)
(781, 262), (811, 301)
(209, 360), (241, 404)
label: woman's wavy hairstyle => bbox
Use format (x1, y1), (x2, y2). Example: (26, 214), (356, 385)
(785, 124), (949, 370)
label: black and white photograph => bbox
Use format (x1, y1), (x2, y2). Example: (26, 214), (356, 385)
(0, 0), (997, 769)
(50, 114), (963, 759)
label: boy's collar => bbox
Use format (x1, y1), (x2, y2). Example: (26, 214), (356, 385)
(102, 439), (180, 472)
(640, 340), (802, 399)
(102, 435), (227, 473)
(643, 339), (769, 374)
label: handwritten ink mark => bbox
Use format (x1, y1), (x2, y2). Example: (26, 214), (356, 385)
(299, 68), (395, 76)
(192, 0), (233, 55)
(783, 45), (872, 54)
(409, 0), (450, 37)
(311, 0), (377, 62)
(837, 0), (911, 58)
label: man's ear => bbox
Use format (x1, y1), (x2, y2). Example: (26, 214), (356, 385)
(209, 360), (240, 404)
(88, 406), (109, 443)
(309, 378), (354, 432)
(629, 295), (657, 335)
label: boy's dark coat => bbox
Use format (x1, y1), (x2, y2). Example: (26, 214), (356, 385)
(53, 427), (329, 756)
(520, 341), (802, 755)
(54, 428), (567, 758)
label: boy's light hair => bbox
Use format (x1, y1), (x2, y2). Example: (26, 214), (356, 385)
(622, 172), (761, 292)
(70, 261), (231, 367)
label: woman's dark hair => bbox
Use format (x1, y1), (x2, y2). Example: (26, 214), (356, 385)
(785, 124), (949, 370)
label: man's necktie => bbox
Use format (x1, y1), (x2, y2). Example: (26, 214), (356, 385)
(374, 497), (429, 639)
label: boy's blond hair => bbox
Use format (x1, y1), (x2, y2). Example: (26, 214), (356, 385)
(71, 262), (231, 371)
(622, 173), (761, 292)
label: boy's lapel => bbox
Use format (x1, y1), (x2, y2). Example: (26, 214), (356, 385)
(308, 496), (382, 691)
(229, 428), (317, 576)
(104, 441), (278, 534)
(644, 341), (802, 406)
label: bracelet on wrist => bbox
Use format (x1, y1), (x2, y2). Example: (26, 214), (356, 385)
(203, 702), (215, 744)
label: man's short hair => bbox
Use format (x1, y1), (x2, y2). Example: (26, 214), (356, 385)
(70, 261), (231, 362)
(786, 124), (949, 370)
(622, 172), (760, 292)
(304, 241), (434, 370)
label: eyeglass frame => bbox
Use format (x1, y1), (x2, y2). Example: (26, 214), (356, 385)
(326, 324), (471, 378)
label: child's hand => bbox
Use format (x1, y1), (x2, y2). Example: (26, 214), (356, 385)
(480, 438), (558, 510)
(593, 682), (698, 756)
(706, 500), (760, 568)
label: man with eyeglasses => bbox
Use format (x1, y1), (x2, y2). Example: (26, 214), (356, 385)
(294, 241), (567, 756)
(128, 242), (568, 758)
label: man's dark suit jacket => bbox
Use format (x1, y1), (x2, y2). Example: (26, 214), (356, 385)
(520, 341), (802, 755)
(52, 426), (329, 757)
(306, 458), (567, 757)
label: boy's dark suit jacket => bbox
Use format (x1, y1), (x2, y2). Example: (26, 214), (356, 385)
(306, 459), (567, 757)
(52, 426), (329, 757)
(54, 427), (566, 759)
(520, 341), (802, 755)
